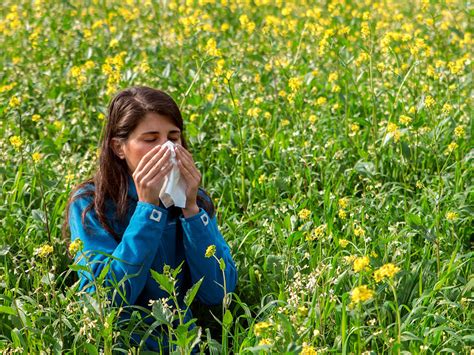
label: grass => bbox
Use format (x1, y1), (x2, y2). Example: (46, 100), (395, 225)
(0, 0), (473, 353)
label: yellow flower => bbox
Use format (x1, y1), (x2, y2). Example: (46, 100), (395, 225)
(258, 174), (266, 184)
(205, 38), (221, 56)
(298, 209), (311, 220)
(246, 107), (261, 118)
(441, 103), (453, 114)
(281, 119), (290, 127)
(350, 124), (360, 133)
(307, 224), (326, 241)
(399, 115), (412, 125)
(444, 142), (458, 155)
(32, 114), (41, 122)
(393, 130), (401, 143)
(408, 106), (416, 114)
(301, 344), (318, 355)
(361, 21), (370, 39)
(445, 211), (458, 221)
(328, 72), (338, 82)
(339, 239), (349, 248)
(309, 114), (317, 124)
(9, 96), (20, 108)
(387, 122), (398, 133)
(373, 263), (401, 283)
(288, 77), (303, 92)
(35, 244), (54, 258)
(254, 321), (271, 336)
(424, 95), (436, 108)
(68, 239), (83, 254)
(65, 173), (75, 184)
(454, 126), (465, 138)
(353, 226), (365, 237)
(316, 97), (327, 106)
(350, 285), (374, 304)
(338, 209), (347, 219)
(353, 256), (370, 272)
(416, 181), (424, 189)
(338, 197), (349, 209)
(9, 136), (23, 149)
(32, 152), (42, 163)
(205, 245), (216, 258)
(259, 338), (272, 346)
(239, 14), (255, 34)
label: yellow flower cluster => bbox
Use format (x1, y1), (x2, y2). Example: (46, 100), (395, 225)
(350, 285), (374, 305)
(444, 142), (458, 155)
(339, 239), (349, 248)
(399, 115), (412, 126)
(9, 96), (20, 108)
(353, 256), (370, 272)
(68, 239), (83, 254)
(306, 224), (326, 241)
(298, 208), (311, 220)
(424, 95), (436, 108)
(445, 211), (458, 221)
(301, 344), (318, 355)
(288, 77), (303, 92)
(32, 152), (42, 163)
(69, 60), (94, 86)
(373, 263), (400, 282)
(239, 14), (255, 34)
(102, 52), (126, 95)
(9, 136), (23, 149)
(254, 321), (271, 336)
(454, 126), (465, 138)
(205, 244), (216, 258)
(353, 226), (365, 237)
(35, 244), (54, 258)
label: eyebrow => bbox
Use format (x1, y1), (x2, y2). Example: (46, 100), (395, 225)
(141, 130), (181, 135)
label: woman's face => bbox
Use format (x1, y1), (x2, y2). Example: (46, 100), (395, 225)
(114, 112), (182, 173)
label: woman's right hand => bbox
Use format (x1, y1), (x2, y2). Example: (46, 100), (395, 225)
(132, 145), (174, 205)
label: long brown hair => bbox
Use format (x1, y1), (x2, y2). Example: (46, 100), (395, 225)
(63, 86), (214, 242)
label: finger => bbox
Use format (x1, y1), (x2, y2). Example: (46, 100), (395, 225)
(135, 144), (164, 173)
(135, 148), (171, 181)
(177, 158), (201, 185)
(142, 154), (173, 184)
(176, 145), (194, 161)
(177, 152), (200, 180)
(148, 160), (174, 185)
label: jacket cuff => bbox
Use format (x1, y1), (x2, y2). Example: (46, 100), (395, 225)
(134, 201), (169, 227)
(179, 208), (213, 239)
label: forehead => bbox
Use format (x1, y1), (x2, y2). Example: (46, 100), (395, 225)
(132, 112), (180, 135)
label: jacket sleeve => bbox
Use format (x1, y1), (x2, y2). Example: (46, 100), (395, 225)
(179, 202), (237, 305)
(69, 193), (169, 306)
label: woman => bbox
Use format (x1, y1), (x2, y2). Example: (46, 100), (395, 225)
(64, 86), (237, 350)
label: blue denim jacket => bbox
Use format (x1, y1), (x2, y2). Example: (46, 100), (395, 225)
(68, 176), (237, 350)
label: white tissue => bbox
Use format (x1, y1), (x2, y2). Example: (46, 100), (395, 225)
(158, 141), (187, 208)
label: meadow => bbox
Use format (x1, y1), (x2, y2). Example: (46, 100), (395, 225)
(0, 0), (473, 353)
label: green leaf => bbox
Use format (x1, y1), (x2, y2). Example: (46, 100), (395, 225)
(0, 305), (16, 315)
(150, 270), (174, 295)
(223, 309), (233, 327)
(152, 301), (173, 326)
(184, 277), (203, 307)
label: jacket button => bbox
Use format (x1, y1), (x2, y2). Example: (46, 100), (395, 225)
(200, 214), (209, 226)
(150, 209), (162, 222)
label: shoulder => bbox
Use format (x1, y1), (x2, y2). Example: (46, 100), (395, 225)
(69, 182), (95, 210)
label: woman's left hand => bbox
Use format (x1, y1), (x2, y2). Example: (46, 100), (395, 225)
(175, 145), (201, 217)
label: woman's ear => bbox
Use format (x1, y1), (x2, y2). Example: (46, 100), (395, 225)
(111, 138), (126, 159)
